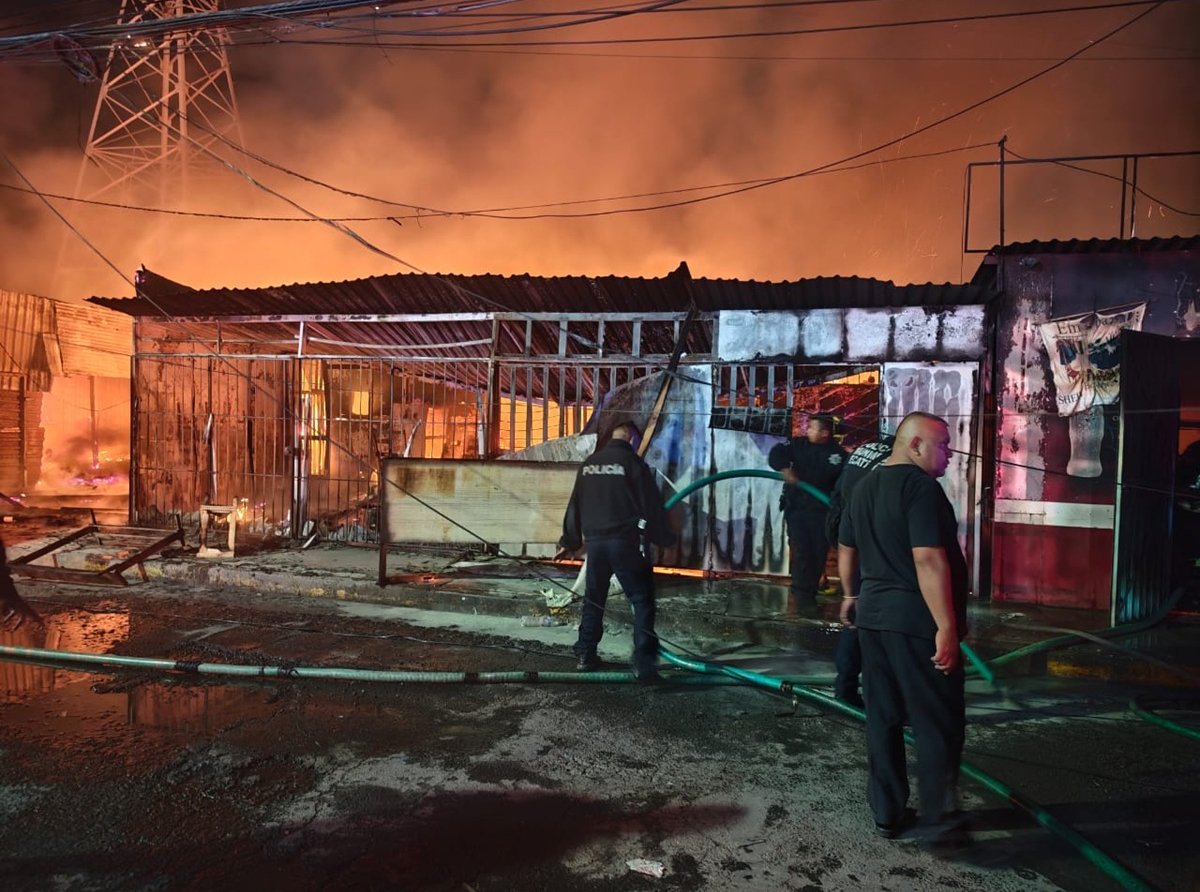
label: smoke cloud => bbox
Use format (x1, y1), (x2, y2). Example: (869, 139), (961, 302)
(1, 1), (1197, 301)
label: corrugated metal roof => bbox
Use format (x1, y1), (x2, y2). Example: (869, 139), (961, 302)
(987, 235), (1199, 256)
(1, 291), (133, 388)
(54, 301), (132, 378)
(89, 263), (988, 319)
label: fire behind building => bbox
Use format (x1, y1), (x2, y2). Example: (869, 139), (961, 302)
(0, 290), (131, 518)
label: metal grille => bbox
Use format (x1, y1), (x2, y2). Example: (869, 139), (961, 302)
(711, 363), (881, 446)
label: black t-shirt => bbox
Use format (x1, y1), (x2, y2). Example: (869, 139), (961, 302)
(826, 436), (894, 543)
(839, 463), (968, 640)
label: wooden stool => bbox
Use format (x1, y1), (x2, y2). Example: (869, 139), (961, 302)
(198, 503), (237, 555)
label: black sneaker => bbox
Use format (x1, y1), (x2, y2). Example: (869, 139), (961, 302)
(635, 671), (665, 685)
(576, 656), (600, 672)
(792, 599), (821, 617)
(918, 823), (971, 857)
(874, 808), (917, 839)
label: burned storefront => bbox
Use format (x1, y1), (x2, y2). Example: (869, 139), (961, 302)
(90, 264), (990, 588)
(0, 289), (132, 516)
(976, 236), (1200, 621)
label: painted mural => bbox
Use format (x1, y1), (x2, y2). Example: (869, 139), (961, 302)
(517, 307), (987, 584)
(882, 363), (977, 547)
(989, 241), (1199, 607)
(1039, 303), (1146, 478)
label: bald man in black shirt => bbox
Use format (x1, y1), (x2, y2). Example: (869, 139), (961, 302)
(837, 412), (967, 847)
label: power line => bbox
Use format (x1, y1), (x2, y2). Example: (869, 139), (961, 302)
(205, 4), (1177, 224)
(1, 0), (1188, 62)
(253, 0), (1183, 48)
(354, 43), (1199, 63)
(0, 141), (1003, 222)
(1003, 148), (1200, 217)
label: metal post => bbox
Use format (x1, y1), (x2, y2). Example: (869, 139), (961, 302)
(16, 376), (27, 492)
(1128, 156), (1139, 237)
(997, 136), (1007, 293)
(1119, 156), (1129, 239)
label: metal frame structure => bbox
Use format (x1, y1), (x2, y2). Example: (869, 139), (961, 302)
(128, 311), (718, 541)
(76, 0), (242, 203)
(962, 149), (1200, 255)
(9, 520), (185, 587)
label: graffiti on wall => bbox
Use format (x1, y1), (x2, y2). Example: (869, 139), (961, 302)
(882, 363), (976, 545)
(1176, 273), (1200, 337)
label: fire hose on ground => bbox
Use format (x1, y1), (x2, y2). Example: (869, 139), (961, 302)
(0, 469), (1190, 891)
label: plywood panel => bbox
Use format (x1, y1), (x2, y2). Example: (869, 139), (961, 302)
(381, 459), (578, 545)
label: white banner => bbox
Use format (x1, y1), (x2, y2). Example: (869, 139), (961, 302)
(1039, 303), (1146, 417)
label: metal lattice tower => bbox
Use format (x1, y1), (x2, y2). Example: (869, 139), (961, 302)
(77, 0), (242, 204)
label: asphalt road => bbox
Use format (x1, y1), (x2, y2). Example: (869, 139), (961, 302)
(1, 578), (1196, 892)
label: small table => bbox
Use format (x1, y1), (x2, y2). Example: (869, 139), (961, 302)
(198, 503), (237, 555)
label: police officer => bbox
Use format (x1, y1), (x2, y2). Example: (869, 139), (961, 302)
(768, 414), (847, 612)
(556, 421), (677, 683)
(829, 434), (895, 707)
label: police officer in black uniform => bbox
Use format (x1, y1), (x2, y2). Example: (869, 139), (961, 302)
(768, 414), (847, 612)
(556, 421), (677, 683)
(829, 434), (895, 707)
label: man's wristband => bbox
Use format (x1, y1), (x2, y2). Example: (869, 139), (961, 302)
(841, 596), (857, 600)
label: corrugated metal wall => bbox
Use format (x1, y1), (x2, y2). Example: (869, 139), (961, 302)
(0, 290), (56, 393)
(1111, 331), (1192, 623)
(53, 302), (132, 378)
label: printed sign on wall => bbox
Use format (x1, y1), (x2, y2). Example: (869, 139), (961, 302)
(1039, 303), (1146, 417)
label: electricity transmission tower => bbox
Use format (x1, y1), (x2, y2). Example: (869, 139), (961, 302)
(78, 0), (242, 204)
(54, 0), (243, 296)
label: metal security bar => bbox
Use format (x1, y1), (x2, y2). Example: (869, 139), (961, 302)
(128, 312), (711, 543)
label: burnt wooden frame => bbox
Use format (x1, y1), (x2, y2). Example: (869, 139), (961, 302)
(9, 520), (185, 587)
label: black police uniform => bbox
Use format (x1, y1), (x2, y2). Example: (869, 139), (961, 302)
(560, 437), (676, 678)
(828, 436), (895, 705)
(768, 435), (846, 606)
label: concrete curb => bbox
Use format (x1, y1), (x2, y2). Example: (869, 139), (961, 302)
(15, 541), (1191, 689)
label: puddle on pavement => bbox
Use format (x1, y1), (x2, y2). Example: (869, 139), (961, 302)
(0, 607), (278, 741)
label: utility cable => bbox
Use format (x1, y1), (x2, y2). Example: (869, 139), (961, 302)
(239, 5), (1175, 221)
(0, 141), (1001, 223)
(258, 0), (1181, 47)
(1004, 147), (1200, 217)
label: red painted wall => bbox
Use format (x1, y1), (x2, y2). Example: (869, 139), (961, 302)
(992, 522), (1113, 610)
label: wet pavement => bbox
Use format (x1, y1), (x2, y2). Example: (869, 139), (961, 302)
(2, 524), (1198, 890)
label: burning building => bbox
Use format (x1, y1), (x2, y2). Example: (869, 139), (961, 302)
(0, 289), (132, 511)
(89, 263), (990, 586)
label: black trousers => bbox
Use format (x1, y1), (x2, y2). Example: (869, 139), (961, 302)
(835, 568), (864, 701)
(834, 627), (862, 701)
(574, 535), (658, 677)
(858, 627), (965, 827)
(784, 509), (829, 602)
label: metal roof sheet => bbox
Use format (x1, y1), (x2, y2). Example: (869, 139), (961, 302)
(0, 290), (56, 390)
(88, 263), (988, 319)
(987, 235), (1199, 256)
(53, 301), (132, 378)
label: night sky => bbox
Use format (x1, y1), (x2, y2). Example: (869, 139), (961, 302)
(0, 0), (1197, 300)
